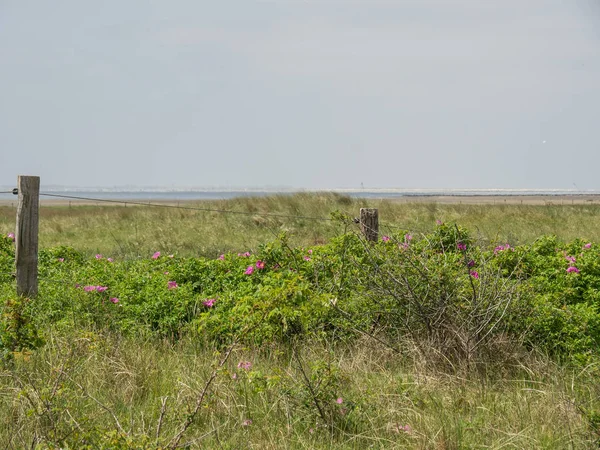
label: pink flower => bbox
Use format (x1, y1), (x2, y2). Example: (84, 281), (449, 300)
(566, 266), (580, 274)
(202, 298), (216, 307)
(382, 235), (390, 242)
(218, 254), (225, 260)
(308, 249), (313, 254)
(152, 251), (161, 259)
(164, 271), (169, 275)
(232, 373), (237, 380)
(304, 256), (311, 261)
(84, 285), (96, 292)
(467, 259), (475, 268)
(96, 286), (108, 292)
(494, 244), (512, 254)
(244, 266), (254, 275)
(457, 242), (466, 251)
(237, 361), (252, 370)
(436, 220), (443, 225)
(336, 397), (343, 404)
(95, 254), (103, 259)
(566, 255), (576, 263)
(110, 297), (119, 304)
(58, 258), (64, 262)
(584, 243), (592, 249)
(241, 419), (252, 426)
(107, 258), (114, 263)
(400, 424), (412, 433)
(7, 232), (15, 241)
(256, 260), (265, 269)
(238, 251), (251, 257)
(470, 271), (479, 279)
(405, 234), (413, 242)
(167, 281), (178, 289)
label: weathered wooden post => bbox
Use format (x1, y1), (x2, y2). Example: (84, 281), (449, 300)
(15, 175), (40, 297)
(360, 208), (378, 242)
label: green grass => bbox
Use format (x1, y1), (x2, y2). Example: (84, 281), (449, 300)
(3, 193), (600, 258)
(1, 194), (600, 448)
(2, 332), (598, 449)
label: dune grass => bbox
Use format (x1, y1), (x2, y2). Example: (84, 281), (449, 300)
(2, 332), (598, 449)
(2, 193), (600, 259)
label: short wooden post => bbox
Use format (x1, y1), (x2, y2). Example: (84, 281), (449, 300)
(360, 208), (378, 242)
(15, 176), (40, 297)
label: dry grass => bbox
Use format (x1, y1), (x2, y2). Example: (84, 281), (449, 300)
(2, 193), (600, 259)
(1, 331), (597, 448)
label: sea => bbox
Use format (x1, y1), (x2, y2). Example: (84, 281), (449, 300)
(2, 187), (600, 202)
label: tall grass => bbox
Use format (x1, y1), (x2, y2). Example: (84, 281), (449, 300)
(2, 331), (598, 449)
(2, 193), (600, 258)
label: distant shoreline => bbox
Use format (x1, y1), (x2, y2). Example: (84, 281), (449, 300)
(2, 188), (600, 197)
(1, 193), (600, 207)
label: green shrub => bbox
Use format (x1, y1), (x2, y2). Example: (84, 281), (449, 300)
(0, 296), (44, 361)
(1, 226), (600, 366)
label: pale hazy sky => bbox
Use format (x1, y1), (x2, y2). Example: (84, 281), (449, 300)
(1, 1), (599, 189)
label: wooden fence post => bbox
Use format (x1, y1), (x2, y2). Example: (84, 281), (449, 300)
(15, 176), (40, 297)
(360, 208), (379, 242)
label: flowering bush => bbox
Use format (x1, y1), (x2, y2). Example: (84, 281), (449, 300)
(1, 224), (600, 365)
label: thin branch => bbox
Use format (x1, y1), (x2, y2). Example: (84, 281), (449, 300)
(167, 340), (239, 449)
(155, 396), (168, 442)
(292, 345), (328, 426)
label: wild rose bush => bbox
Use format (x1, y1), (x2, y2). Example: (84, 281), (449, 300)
(1, 226), (600, 365)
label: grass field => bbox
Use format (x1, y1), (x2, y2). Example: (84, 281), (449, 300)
(1, 194), (600, 449)
(2, 193), (600, 258)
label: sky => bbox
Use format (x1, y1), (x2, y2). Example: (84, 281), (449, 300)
(1, 0), (599, 190)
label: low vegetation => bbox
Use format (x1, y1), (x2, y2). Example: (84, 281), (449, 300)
(0, 194), (599, 448)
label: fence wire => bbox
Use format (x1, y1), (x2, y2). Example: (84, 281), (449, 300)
(3, 190), (442, 270)
(37, 192), (438, 235)
(39, 192), (337, 222)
